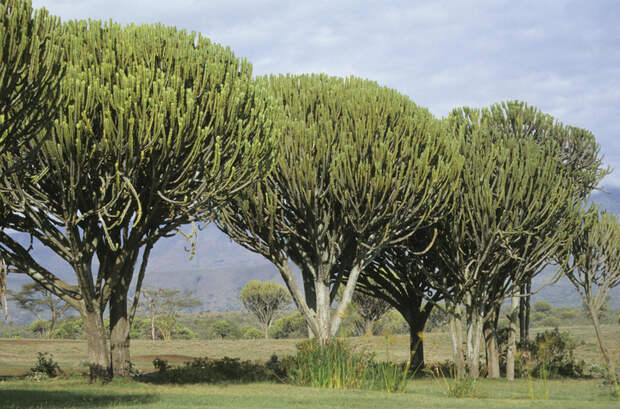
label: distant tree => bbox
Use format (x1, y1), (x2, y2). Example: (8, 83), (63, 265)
(239, 281), (291, 339)
(140, 288), (202, 341)
(561, 205), (620, 373)
(210, 320), (234, 339)
(8, 282), (71, 338)
(350, 289), (391, 336)
(532, 301), (553, 314)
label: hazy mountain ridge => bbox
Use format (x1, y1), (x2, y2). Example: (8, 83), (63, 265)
(4, 188), (620, 324)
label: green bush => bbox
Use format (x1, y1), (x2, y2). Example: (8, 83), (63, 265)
(242, 326), (263, 339)
(270, 311), (307, 339)
(30, 352), (62, 378)
(533, 301), (553, 313)
(146, 356), (278, 384)
(51, 318), (84, 339)
(209, 320), (235, 339)
(528, 328), (585, 378)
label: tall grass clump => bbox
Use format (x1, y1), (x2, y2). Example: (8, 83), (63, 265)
(289, 339), (374, 389)
(288, 338), (411, 392)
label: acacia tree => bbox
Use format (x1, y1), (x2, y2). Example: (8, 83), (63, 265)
(216, 74), (462, 343)
(0, 21), (275, 381)
(8, 282), (71, 338)
(0, 0), (64, 306)
(140, 288), (201, 341)
(562, 205), (620, 373)
(239, 280), (291, 339)
(419, 106), (579, 378)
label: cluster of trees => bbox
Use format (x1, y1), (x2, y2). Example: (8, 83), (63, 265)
(2, 0), (619, 383)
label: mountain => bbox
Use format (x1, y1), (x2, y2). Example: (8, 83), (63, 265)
(4, 188), (620, 324)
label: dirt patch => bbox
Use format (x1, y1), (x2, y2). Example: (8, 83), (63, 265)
(133, 354), (196, 364)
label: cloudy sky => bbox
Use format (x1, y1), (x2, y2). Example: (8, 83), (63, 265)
(33, 0), (620, 188)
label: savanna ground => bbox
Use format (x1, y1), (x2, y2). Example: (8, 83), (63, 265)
(1, 325), (619, 408)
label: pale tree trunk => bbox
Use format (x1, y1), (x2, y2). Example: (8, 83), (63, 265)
(314, 279), (331, 343)
(150, 312), (156, 340)
(484, 319), (500, 378)
(506, 293), (519, 381)
(110, 290), (131, 377)
(82, 307), (111, 383)
(449, 309), (465, 378)
(588, 304), (614, 372)
(467, 308), (483, 379)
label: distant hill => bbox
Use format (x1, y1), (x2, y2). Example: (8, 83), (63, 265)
(4, 187), (620, 324)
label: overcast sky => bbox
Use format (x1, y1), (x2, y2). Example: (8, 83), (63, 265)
(33, 0), (620, 189)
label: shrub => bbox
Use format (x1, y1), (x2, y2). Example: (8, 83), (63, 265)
(528, 328), (585, 378)
(30, 352), (62, 378)
(147, 356), (277, 384)
(242, 326), (263, 339)
(270, 311), (307, 339)
(209, 320), (235, 339)
(533, 301), (553, 313)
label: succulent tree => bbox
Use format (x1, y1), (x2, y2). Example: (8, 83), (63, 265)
(239, 280), (291, 339)
(0, 20), (275, 380)
(0, 0), (64, 307)
(417, 106), (579, 378)
(562, 205), (620, 373)
(216, 74), (462, 343)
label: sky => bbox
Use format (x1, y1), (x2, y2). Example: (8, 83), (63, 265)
(32, 0), (620, 187)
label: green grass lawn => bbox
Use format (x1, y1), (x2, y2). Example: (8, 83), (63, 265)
(0, 377), (618, 409)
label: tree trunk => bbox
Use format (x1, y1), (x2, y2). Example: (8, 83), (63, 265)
(150, 312), (156, 341)
(409, 318), (426, 373)
(589, 304), (614, 372)
(110, 290), (131, 377)
(506, 294), (519, 381)
(467, 308), (483, 379)
(82, 307), (111, 383)
(364, 319), (374, 336)
(519, 280), (531, 343)
(449, 310), (465, 378)
(314, 279), (331, 343)
(484, 319), (500, 378)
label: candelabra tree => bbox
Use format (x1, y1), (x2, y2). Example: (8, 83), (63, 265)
(562, 205), (620, 373)
(418, 106), (579, 378)
(216, 74), (462, 343)
(0, 20), (275, 381)
(0, 0), (64, 308)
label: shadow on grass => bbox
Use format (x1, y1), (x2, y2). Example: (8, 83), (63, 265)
(0, 389), (158, 408)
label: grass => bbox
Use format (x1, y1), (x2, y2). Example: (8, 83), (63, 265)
(2, 325), (617, 376)
(0, 377), (619, 408)
(0, 325), (618, 408)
